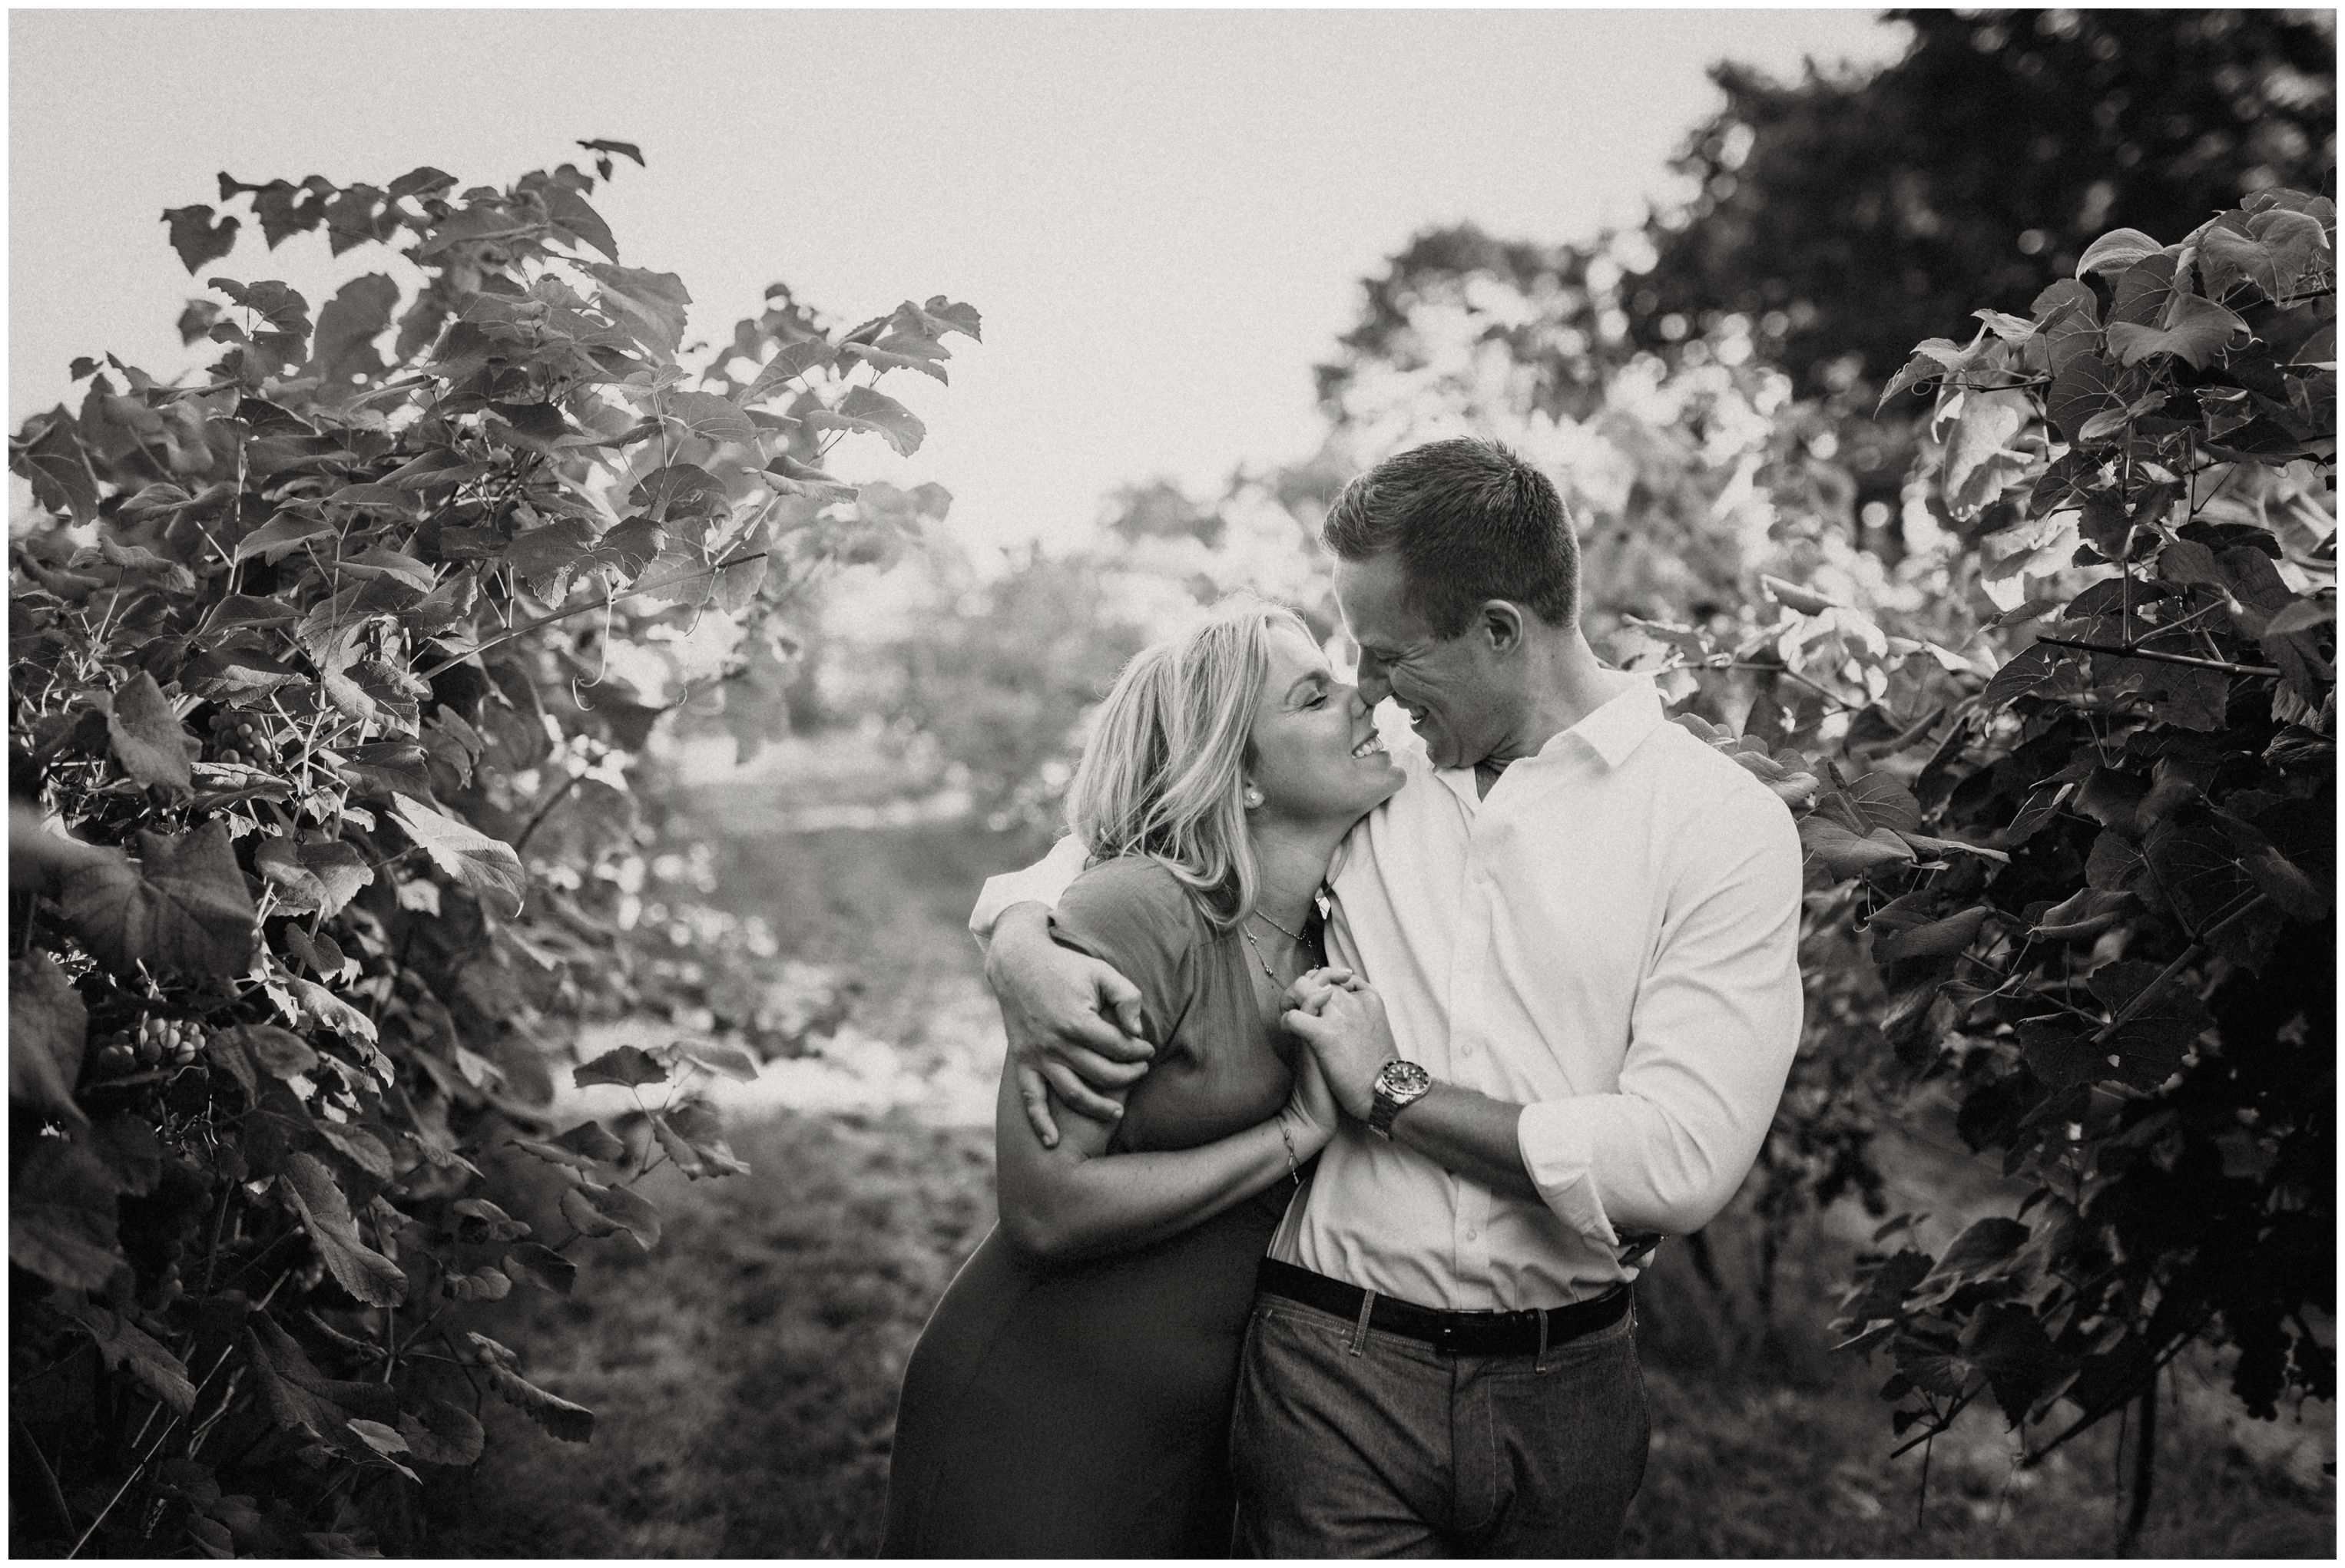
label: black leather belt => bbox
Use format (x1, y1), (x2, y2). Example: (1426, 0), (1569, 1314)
(1257, 1258), (1628, 1358)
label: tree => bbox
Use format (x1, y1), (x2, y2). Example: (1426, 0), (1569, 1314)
(1636, 9), (2337, 400)
(8, 144), (976, 1555)
(1637, 184), (2333, 1538)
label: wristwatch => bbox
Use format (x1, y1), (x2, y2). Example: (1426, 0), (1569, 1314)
(1367, 1059), (1434, 1139)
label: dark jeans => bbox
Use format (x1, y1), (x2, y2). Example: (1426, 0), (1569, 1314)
(1228, 1285), (1650, 1556)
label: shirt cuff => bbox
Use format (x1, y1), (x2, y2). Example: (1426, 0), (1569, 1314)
(966, 836), (1087, 943)
(1515, 1100), (1621, 1249)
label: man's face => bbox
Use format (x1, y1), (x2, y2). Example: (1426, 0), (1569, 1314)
(1332, 552), (1512, 771)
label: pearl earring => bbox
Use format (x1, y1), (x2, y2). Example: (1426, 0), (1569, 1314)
(1243, 788), (1264, 809)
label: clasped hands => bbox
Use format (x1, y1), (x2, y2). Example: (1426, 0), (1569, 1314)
(989, 906), (1401, 1150)
(1280, 966), (1401, 1125)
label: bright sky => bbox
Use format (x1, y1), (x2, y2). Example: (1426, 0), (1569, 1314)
(9, 8), (1906, 552)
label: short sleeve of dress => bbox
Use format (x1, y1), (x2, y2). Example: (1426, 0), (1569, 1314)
(1048, 858), (1204, 1054)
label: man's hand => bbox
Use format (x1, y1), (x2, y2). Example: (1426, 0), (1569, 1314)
(986, 903), (1154, 1149)
(1281, 968), (1398, 1123)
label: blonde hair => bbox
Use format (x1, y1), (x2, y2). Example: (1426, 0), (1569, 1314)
(1067, 602), (1315, 930)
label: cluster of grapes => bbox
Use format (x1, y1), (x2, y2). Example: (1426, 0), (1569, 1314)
(210, 716), (270, 767)
(91, 1017), (204, 1077)
(147, 1239), (186, 1312)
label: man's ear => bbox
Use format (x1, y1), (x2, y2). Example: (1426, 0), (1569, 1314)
(1480, 600), (1525, 653)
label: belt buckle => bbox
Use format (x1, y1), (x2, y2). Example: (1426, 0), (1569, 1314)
(1433, 1321), (1459, 1354)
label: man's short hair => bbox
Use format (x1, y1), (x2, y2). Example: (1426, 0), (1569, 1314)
(1321, 438), (1578, 639)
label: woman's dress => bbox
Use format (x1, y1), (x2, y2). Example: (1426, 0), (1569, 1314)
(880, 858), (1305, 1557)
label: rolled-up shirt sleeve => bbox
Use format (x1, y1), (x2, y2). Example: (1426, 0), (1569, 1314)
(968, 832), (1091, 948)
(1515, 790), (1804, 1244)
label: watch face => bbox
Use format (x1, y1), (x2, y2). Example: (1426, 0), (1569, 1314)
(1378, 1060), (1433, 1098)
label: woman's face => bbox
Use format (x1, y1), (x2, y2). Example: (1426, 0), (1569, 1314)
(1244, 624), (1405, 828)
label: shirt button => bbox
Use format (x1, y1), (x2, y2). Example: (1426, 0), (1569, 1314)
(1459, 1041), (1475, 1058)
(1466, 1228), (1481, 1242)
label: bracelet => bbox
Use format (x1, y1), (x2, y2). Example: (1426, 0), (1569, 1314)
(1277, 1120), (1302, 1186)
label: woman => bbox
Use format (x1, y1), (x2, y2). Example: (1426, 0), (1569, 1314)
(880, 604), (1405, 1557)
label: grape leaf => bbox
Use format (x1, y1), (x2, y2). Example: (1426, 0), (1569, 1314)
(287, 974), (378, 1045)
(244, 1315), (399, 1442)
(9, 1138), (128, 1292)
(1962, 1303), (2072, 1426)
(18, 415), (101, 524)
(912, 296), (982, 341)
(764, 453), (858, 503)
(308, 273), (399, 388)
(1913, 1218), (2032, 1308)
(538, 183), (618, 262)
(465, 1332), (595, 1443)
(503, 1242), (578, 1296)
(581, 262), (691, 358)
(10, 951), (89, 1126)
(574, 1044), (667, 1089)
(280, 1152), (406, 1306)
(1979, 643), (2064, 710)
(739, 339), (837, 405)
(219, 1024), (319, 1080)
(2075, 227), (2164, 278)
(2106, 295), (2249, 370)
(588, 518), (665, 579)
(207, 278), (313, 364)
(671, 1039), (760, 1082)
(299, 839), (375, 919)
(628, 462), (730, 523)
(2047, 352), (2121, 445)
(1798, 815), (1914, 879)
(234, 510), (334, 563)
(1871, 905), (1989, 963)
(654, 1103), (751, 1179)
(253, 836), (327, 912)
(500, 518), (596, 594)
(2027, 888), (2137, 941)
(803, 384), (925, 456)
(399, 1400), (486, 1466)
(2018, 1016), (2102, 1089)
(2108, 253), (2181, 328)
(841, 336), (949, 385)
(575, 138), (644, 167)
(162, 205), (240, 274)
(1942, 389), (2031, 514)
(662, 389), (760, 448)
(67, 1302), (195, 1414)
(2198, 222), (2281, 303)
(2085, 961), (2211, 1087)
(562, 1179), (661, 1249)
(335, 740), (433, 801)
(104, 670), (196, 793)
(58, 821), (258, 978)
(389, 794), (525, 919)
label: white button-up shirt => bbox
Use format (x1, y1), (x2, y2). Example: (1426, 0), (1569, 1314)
(972, 680), (1805, 1311)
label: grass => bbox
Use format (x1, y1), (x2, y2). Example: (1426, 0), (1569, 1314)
(419, 764), (2333, 1556)
(422, 1110), (2332, 1559)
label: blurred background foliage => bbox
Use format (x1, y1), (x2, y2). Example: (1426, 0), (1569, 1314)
(739, 8), (2334, 831)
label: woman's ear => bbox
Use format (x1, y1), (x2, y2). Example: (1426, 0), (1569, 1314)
(1241, 780), (1265, 809)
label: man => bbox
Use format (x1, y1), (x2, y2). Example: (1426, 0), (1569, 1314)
(972, 438), (1803, 1554)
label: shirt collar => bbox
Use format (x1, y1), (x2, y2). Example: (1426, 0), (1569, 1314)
(1531, 677), (1666, 772)
(1426, 676), (1667, 800)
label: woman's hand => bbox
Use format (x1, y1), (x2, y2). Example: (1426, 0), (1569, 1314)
(1280, 974), (1399, 1123)
(1276, 1046), (1342, 1161)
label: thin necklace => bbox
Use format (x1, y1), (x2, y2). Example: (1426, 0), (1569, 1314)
(1238, 922), (1309, 991)
(1250, 904), (1310, 943)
